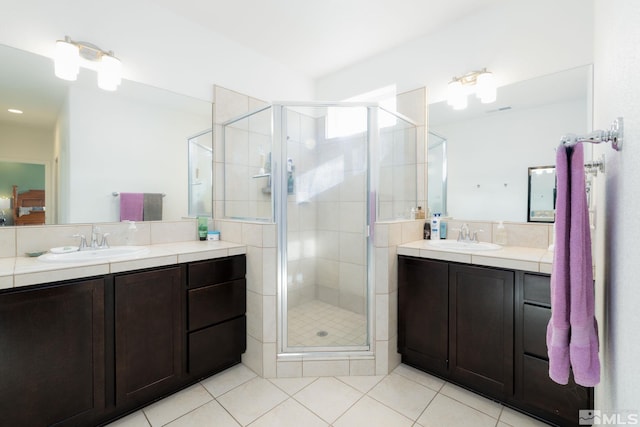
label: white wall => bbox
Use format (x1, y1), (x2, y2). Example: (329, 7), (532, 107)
(316, 0), (593, 102)
(0, 0), (314, 103)
(593, 0), (640, 412)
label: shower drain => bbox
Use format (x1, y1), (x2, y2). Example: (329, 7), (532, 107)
(316, 330), (328, 337)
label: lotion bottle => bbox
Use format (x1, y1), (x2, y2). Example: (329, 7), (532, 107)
(430, 213), (441, 240)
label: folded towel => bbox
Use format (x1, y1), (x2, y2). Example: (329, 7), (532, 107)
(120, 193), (144, 221)
(143, 193), (163, 221)
(546, 142), (600, 387)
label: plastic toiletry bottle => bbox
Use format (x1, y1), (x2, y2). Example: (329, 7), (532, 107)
(430, 213), (441, 241)
(424, 221), (431, 240)
(440, 220), (447, 239)
(496, 221), (508, 245)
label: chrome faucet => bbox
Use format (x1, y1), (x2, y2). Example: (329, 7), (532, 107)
(457, 223), (470, 242)
(457, 223), (483, 243)
(90, 226), (110, 249)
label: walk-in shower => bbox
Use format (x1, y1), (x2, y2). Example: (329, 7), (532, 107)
(222, 102), (417, 355)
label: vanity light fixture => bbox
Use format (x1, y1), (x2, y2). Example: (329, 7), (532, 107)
(54, 36), (122, 91)
(7, 109), (23, 114)
(447, 68), (496, 110)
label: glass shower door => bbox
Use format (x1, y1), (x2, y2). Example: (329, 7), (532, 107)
(279, 104), (370, 352)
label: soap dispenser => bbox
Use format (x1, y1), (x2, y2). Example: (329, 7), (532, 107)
(496, 221), (508, 245)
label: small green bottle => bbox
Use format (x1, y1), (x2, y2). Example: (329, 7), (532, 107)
(197, 216), (208, 241)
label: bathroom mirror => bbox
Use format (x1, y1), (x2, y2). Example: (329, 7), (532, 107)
(0, 44), (212, 224)
(428, 65), (592, 222)
(527, 166), (556, 223)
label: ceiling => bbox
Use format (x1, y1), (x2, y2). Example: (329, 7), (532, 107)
(149, 0), (507, 78)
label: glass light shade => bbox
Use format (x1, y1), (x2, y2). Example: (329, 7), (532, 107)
(447, 80), (467, 110)
(54, 40), (80, 81)
(476, 71), (497, 103)
(97, 54), (122, 91)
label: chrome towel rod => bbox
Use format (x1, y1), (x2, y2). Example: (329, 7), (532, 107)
(112, 192), (166, 197)
(562, 117), (623, 151)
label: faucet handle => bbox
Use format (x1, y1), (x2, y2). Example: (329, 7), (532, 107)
(472, 229), (484, 242)
(99, 233), (110, 249)
(72, 234), (89, 250)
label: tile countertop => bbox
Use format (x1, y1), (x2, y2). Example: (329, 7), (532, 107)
(397, 240), (554, 274)
(0, 240), (246, 290)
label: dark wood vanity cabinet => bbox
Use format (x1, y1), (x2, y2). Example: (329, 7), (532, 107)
(187, 255), (247, 379)
(515, 272), (593, 426)
(398, 256), (514, 400)
(0, 278), (106, 427)
(449, 264), (514, 400)
(0, 254), (246, 427)
(114, 266), (184, 408)
(398, 257), (449, 377)
(398, 256), (592, 427)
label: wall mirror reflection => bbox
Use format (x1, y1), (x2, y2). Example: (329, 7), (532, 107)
(427, 65), (592, 222)
(527, 166), (556, 223)
(0, 44), (212, 225)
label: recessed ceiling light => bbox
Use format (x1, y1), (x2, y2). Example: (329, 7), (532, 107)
(8, 108), (23, 114)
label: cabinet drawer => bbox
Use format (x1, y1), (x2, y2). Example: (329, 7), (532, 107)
(189, 316), (246, 378)
(523, 304), (551, 359)
(188, 279), (246, 331)
(522, 355), (591, 425)
(523, 274), (550, 305)
(188, 255), (246, 289)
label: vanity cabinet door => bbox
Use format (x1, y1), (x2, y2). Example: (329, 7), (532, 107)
(114, 267), (183, 408)
(0, 279), (106, 427)
(398, 256), (449, 376)
(449, 264), (514, 400)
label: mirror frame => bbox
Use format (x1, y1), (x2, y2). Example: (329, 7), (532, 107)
(527, 165), (556, 223)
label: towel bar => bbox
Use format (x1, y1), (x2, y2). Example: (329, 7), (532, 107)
(112, 192), (166, 197)
(562, 117), (623, 151)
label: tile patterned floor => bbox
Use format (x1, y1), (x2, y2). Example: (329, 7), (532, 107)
(287, 300), (367, 347)
(106, 363), (550, 427)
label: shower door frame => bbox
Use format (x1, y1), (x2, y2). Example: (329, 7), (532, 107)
(275, 102), (378, 356)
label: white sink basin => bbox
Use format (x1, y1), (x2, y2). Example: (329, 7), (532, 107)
(427, 240), (502, 252)
(38, 246), (150, 263)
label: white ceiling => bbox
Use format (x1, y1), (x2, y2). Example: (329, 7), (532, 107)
(149, 0), (507, 78)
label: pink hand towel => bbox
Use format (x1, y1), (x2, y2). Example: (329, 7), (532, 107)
(547, 144), (571, 385)
(546, 143), (600, 387)
(119, 193), (144, 221)
(568, 143), (600, 387)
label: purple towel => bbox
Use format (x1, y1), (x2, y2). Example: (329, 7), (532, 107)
(119, 193), (144, 221)
(546, 143), (600, 387)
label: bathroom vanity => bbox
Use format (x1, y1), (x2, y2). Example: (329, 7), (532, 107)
(0, 245), (246, 427)
(397, 243), (593, 427)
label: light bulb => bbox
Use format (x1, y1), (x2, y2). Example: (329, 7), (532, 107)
(476, 71), (496, 103)
(54, 39), (79, 81)
(447, 80), (467, 110)
(98, 54), (122, 91)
